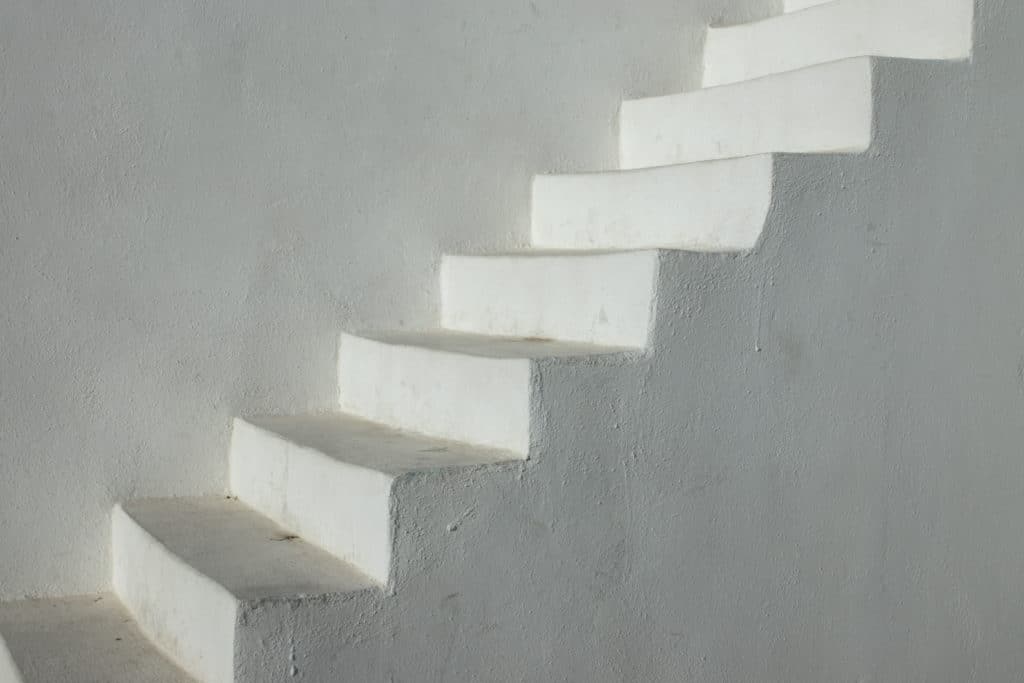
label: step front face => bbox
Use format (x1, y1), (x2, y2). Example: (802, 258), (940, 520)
(338, 331), (628, 455)
(620, 57), (874, 169)
(113, 497), (377, 683)
(704, 0), (974, 88)
(0, 595), (195, 683)
(230, 413), (518, 585)
(441, 250), (659, 347)
(532, 155), (774, 251)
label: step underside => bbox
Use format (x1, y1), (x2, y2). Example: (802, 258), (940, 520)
(0, 595), (195, 683)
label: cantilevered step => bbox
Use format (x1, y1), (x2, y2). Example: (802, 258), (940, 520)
(532, 155), (772, 251)
(620, 57), (873, 169)
(338, 331), (632, 455)
(230, 413), (519, 585)
(703, 0), (973, 87)
(441, 250), (658, 347)
(0, 595), (195, 683)
(112, 497), (378, 683)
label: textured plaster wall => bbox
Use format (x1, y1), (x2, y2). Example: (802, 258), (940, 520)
(488, 2), (1024, 679)
(4, 0), (1023, 680)
(0, 0), (772, 599)
(366, 2), (1024, 681)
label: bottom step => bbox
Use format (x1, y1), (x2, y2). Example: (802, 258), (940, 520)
(113, 496), (382, 683)
(0, 594), (194, 683)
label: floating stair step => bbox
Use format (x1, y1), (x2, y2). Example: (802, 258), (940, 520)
(338, 331), (631, 455)
(441, 250), (658, 347)
(0, 595), (195, 683)
(703, 0), (973, 87)
(112, 497), (378, 683)
(531, 154), (773, 251)
(230, 413), (519, 585)
(620, 57), (873, 169)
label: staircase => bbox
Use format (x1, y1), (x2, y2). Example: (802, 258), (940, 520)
(0, 1), (975, 681)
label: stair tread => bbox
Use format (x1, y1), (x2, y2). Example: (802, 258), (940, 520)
(357, 329), (635, 359)
(243, 413), (520, 476)
(0, 594), (195, 682)
(118, 497), (377, 602)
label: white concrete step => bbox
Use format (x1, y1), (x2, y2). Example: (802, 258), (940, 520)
(786, 0), (839, 13)
(230, 413), (518, 586)
(704, 0), (973, 88)
(338, 331), (630, 455)
(531, 155), (773, 251)
(620, 57), (873, 169)
(441, 250), (658, 347)
(0, 595), (195, 683)
(112, 497), (378, 683)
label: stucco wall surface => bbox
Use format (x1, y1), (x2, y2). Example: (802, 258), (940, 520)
(361, 3), (1024, 680)
(5, 0), (1024, 681)
(0, 0), (772, 599)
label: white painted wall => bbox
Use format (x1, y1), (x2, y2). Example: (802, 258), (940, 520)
(0, 0), (776, 599)
(7, 0), (1024, 681)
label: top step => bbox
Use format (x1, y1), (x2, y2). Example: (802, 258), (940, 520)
(704, 0), (973, 88)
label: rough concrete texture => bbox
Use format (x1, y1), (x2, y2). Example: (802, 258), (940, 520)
(0, 0), (778, 599)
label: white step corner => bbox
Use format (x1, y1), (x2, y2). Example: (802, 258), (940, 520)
(704, 0), (974, 88)
(113, 497), (376, 683)
(531, 155), (773, 251)
(620, 57), (874, 169)
(441, 250), (659, 348)
(230, 413), (518, 585)
(338, 331), (629, 455)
